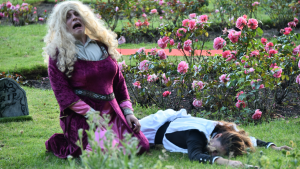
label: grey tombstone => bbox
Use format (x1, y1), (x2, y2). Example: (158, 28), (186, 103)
(0, 78), (29, 118)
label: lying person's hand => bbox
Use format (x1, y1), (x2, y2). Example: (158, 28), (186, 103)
(271, 145), (292, 151)
(125, 114), (141, 133)
(215, 157), (243, 168)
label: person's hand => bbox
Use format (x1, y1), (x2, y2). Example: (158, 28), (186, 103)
(125, 114), (141, 133)
(228, 160), (244, 168)
(215, 157), (244, 168)
(271, 145), (292, 151)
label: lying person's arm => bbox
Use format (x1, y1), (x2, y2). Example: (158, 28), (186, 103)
(250, 137), (292, 150)
(186, 130), (243, 167)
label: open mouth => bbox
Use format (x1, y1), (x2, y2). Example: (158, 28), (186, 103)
(73, 23), (82, 29)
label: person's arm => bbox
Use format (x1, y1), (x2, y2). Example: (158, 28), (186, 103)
(250, 136), (292, 151)
(112, 59), (140, 133)
(48, 56), (81, 112)
(186, 130), (219, 164)
(186, 130), (243, 167)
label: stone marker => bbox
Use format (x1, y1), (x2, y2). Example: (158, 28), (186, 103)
(0, 78), (29, 118)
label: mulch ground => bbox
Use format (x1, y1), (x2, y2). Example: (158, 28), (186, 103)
(117, 49), (222, 56)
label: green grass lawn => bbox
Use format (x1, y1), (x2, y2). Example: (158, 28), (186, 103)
(0, 87), (299, 168)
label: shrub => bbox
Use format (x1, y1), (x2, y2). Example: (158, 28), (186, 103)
(124, 15), (300, 124)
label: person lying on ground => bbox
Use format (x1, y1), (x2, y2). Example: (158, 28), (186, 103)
(139, 109), (292, 168)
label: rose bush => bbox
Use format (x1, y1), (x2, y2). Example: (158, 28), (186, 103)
(0, 1), (43, 26)
(124, 15), (300, 124)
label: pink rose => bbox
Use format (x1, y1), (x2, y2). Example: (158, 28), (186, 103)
(247, 18), (258, 29)
(177, 61), (189, 74)
(177, 42), (182, 49)
(235, 62), (240, 66)
(215, 9), (219, 13)
(236, 17), (247, 30)
(138, 60), (150, 71)
(219, 74), (230, 83)
(250, 50), (259, 57)
(159, 16), (163, 19)
(252, 109), (262, 120)
(288, 22), (296, 28)
(296, 74), (300, 84)
(137, 47), (145, 54)
(293, 46), (300, 55)
(236, 91), (244, 99)
(150, 47), (157, 55)
(176, 28), (187, 38)
(198, 15), (208, 22)
(118, 61), (127, 72)
(222, 50), (231, 58)
(135, 20), (142, 28)
(268, 49), (278, 57)
(298, 60), (300, 69)
(115, 7), (119, 12)
(271, 66), (282, 78)
(163, 91), (171, 97)
(118, 36), (126, 45)
(182, 19), (189, 27)
(21, 3), (28, 6)
(192, 80), (204, 91)
(213, 37), (226, 50)
(270, 63), (277, 68)
(38, 17), (44, 21)
(159, 0), (164, 5)
(294, 17), (299, 24)
(150, 9), (158, 14)
(147, 74), (158, 82)
(169, 39), (175, 46)
(188, 19), (196, 30)
(0, 12), (3, 18)
(283, 27), (292, 35)
(193, 99), (203, 108)
(265, 42), (274, 52)
(228, 30), (241, 43)
(158, 36), (169, 49)
(162, 73), (170, 84)
(158, 50), (167, 60)
(261, 37), (267, 45)
(6, 1), (12, 8)
(252, 2), (260, 6)
(189, 13), (196, 19)
(142, 13), (147, 18)
(183, 39), (192, 52)
(235, 100), (246, 109)
(133, 81), (141, 88)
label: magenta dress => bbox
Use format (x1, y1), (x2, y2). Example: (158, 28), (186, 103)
(45, 46), (149, 158)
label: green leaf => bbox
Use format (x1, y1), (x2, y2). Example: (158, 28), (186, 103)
(256, 27), (263, 37)
(238, 94), (247, 101)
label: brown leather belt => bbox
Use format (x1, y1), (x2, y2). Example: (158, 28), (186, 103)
(74, 89), (115, 101)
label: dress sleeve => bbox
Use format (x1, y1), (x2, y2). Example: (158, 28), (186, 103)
(112, 60), (131, 105)
(69, 100), (91, 115)
(250, 136), (276, 148)
(186, 130), (220, 164)
(48, 57), (81, 112)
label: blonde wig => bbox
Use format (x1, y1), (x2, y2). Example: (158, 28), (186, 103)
(43, 0), (121, 77)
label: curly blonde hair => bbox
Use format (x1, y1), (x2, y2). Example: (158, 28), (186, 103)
(43, 0), (121, 77)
